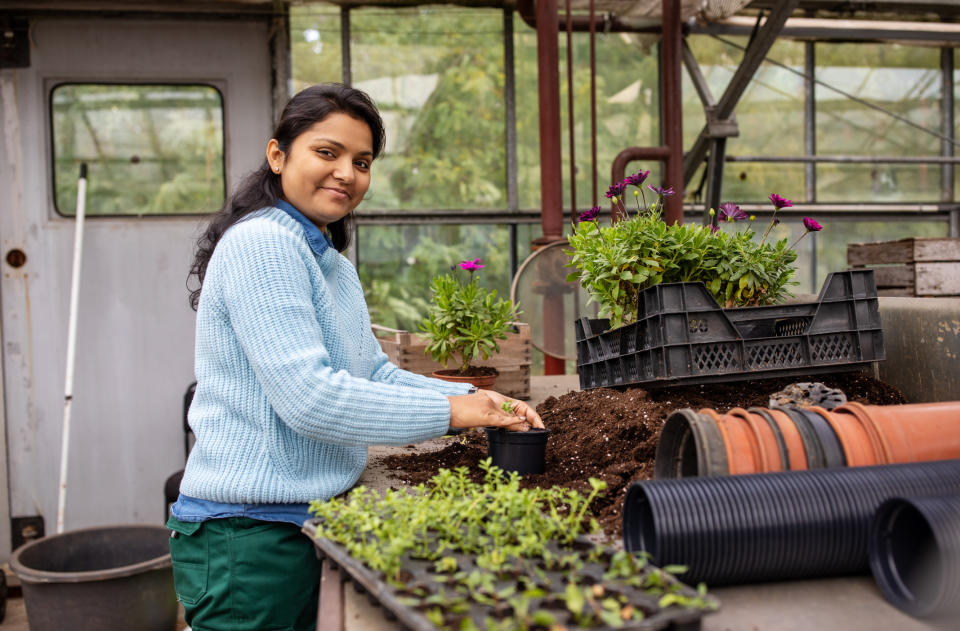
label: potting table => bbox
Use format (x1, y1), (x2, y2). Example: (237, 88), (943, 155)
(313, 375), (953, 631)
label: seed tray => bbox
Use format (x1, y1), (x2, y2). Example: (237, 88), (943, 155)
(575, 269), (884, 390)
(302, 520), (717, 630)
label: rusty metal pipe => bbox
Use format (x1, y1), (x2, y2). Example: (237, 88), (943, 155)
(611, 146), (670, 221)
(660, 0), (683, 225)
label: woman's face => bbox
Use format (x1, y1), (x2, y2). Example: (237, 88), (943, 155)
(266, 112), (374, 227)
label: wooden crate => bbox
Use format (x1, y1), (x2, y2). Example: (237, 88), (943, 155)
(372, 322), (532, 399)
(847, 237), (960, 297)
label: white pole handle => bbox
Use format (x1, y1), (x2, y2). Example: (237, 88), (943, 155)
(57, 163), (87, 534)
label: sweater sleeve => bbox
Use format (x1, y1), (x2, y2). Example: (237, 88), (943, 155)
(366, 338), (473, 396)
(217, 221), (452, 446)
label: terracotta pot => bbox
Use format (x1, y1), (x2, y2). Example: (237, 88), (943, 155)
(812, 405), (886, 467)
(699, 408), (760, 475)
(727, 407), (784, 473)
(763, 407), (810, 471)
(837, 401), (960, 464)
(431, 370), (498, 390)
(828, 402), (893, 464)
(698, 408), (737, 474)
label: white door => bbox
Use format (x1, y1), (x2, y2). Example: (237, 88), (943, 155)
(0, 13), (275, 558)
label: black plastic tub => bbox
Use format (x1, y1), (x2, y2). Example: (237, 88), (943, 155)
(485, 427), (550, 474)
(575, 269), (884, 390)
(9, 524), (177, 631)
(870, 494), (960, 619)
(623, 459), (960, 586)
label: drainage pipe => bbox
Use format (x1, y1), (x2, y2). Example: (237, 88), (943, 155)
(624, 459), (960, 585)
(870, 494), (960, 619)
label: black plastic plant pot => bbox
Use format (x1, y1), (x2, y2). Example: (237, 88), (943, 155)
(484, 427), (550, 475)
(654, 408), (729, 479)
(622, 459), (960, 586)
(869, 494), (960, 619)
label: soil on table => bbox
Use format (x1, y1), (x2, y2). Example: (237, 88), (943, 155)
(435, 366), (498, 377)
(381, 370), (907, 539)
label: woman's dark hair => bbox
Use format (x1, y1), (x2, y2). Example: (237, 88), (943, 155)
(187, 83), (385, 309)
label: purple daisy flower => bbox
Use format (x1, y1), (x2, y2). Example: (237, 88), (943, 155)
(769, 193), (793, 210)
(718, 202), (747, 222)
(648, 185), (675, 197)
(578, 206), (601, 223)
(459, 258), (485, 271)
(605, 182), (626, 199)
(802, 216), (822, 232)
(624, 170), (650, 187)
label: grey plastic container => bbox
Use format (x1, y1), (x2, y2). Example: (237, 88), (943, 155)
(10, 524), (177, 631)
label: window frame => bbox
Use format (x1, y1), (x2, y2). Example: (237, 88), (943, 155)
(48, 80), (228, 218)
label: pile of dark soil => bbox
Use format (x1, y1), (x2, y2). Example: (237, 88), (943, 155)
(381, 371), (907, 539)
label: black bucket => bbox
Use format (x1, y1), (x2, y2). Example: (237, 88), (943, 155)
(485, 427), (550, 474)
(870, 494), (960, 619)
(623, 459), (960, 585)
(10, 524), (177, 631)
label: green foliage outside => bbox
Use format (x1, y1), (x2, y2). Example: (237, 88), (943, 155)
(52, 84), (224, 216)
(286, 4), (954, 369)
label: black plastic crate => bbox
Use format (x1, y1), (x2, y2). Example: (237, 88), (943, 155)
(575, 269), (885, 390)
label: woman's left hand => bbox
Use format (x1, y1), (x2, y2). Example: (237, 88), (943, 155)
(478, 390), (544, 430)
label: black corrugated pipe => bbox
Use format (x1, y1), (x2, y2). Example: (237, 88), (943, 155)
(623, 460), (960, 586)
(870, 494), (960, 619)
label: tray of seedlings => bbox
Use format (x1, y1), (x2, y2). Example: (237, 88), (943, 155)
(303, 460), (718, 630)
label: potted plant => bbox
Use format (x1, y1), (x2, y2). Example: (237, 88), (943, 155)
(419, 258), (520, 390)
(564, 174), (881, 390)
(484, 401), (551, 474)
(566, 175), (814, 328)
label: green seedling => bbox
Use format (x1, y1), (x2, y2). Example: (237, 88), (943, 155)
(308, 458), (714, 629)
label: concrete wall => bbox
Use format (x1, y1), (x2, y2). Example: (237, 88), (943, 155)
(876, 297), (960, 403)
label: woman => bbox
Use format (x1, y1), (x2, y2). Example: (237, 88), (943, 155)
(168, 83), (542, 631)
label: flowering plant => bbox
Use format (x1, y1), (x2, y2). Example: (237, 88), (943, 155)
(566, 172), (823, 329)
(419, 259), (520, 374)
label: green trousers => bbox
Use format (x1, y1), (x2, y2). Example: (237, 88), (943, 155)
(167, 515), (322, 631)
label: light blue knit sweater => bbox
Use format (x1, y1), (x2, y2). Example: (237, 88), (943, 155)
(179, 205), (470, 505)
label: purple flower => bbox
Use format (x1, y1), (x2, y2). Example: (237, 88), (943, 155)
(802, 216), (822, 232)
(578, 206), (601, 223)
(718, 202), (747, 222)
(648, 185), (675, 197)
(605, 182), (626, 199)
(769, 193), (793, 210)
(709, 223), (720, 234)
(459, 258), (485, 271)
(624, 170), (650, 187)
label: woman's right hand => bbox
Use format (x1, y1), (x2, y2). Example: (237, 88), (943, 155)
(447, 391), (532, 432)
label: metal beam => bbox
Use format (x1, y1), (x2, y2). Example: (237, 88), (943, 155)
(941, 47), (954, 203)
(697, 15), (960, 43)
(681, 39), (715, 109)
(683, 0), (802, 186)
(661, 0), (683, 224)
(727, 155), (960, 164)
(534, 0), (564, 243)
(804, 35), (815, 202)
(704, 137), (726, 222)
